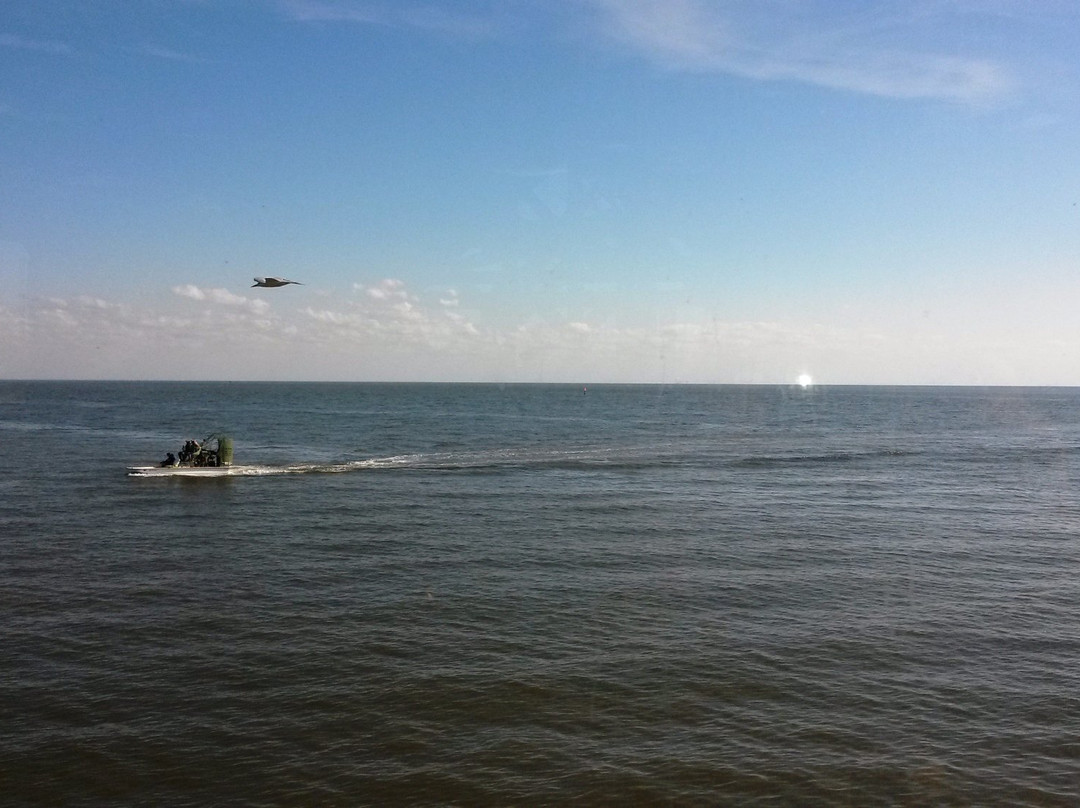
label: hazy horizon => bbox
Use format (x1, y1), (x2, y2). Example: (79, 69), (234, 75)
(6, 379), (1080, 391)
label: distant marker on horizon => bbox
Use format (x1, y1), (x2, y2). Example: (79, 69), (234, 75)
(252, 276), (303, 288)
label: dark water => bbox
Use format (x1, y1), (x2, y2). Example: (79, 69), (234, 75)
(3, 382), (1079, 806)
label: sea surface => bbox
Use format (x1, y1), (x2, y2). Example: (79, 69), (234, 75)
(2, 381), (1079, 806)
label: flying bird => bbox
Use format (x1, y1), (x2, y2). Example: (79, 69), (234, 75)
(252, 277), (303, 288)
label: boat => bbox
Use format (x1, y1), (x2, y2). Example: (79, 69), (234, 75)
(127, 434), (261, 477)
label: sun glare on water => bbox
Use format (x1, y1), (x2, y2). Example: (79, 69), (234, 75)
(797, 374), (813, 388)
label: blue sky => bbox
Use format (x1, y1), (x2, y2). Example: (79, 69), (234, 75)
(3, 0), (1079, 383)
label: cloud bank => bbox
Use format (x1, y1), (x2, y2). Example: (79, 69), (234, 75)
(3, 278), (1073, 384)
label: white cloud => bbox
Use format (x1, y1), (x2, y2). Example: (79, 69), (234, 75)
(7, 279), (1080, 383)
(0, 33), (73, 55)
(278, 0), (383, 24)
(582, 0), (1016, 104)
(208, 288), (270, 313)
(173, 284), (206, 301)
(303, 307), (349, 325)
(302, 278), (480, 348)
(137, 44), (211, 64)
(398, 5), (496, 38)
(279, 0), (494, 38)
(172, 284), (270, 314)
(278, 0), (1015, 103)
(444, 310), (480, 336)
(361, 278), (409, 301)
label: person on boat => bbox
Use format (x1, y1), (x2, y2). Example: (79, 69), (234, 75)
(179, 439), (201, 464)
(161, 452), (177, 467)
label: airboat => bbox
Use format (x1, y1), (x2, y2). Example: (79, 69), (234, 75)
(127, 434), (261, 477)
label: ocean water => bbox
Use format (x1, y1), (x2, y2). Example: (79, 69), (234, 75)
(2, 381), (1079, 806)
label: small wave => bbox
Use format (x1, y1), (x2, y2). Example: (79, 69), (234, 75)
(734, 449), (910, 469)
(735, 453), (855, 467)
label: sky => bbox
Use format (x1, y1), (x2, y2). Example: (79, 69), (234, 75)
(2, 0), (1080, 384)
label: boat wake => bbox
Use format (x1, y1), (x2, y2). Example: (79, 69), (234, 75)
(277, 446), (666, 475)
(129, 443), (929, 478)
(128, 446), (676, 478)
